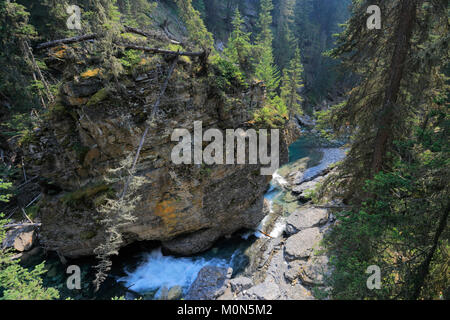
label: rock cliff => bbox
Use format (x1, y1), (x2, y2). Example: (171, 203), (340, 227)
(23, 53), (295, 258)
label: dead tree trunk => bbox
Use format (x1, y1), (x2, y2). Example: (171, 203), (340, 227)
(120, 57), (179, 200)
(36, 34), (98, 50)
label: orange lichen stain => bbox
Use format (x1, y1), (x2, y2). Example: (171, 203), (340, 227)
(50, 45), (68, 59)
(154, 199), (179, 232)
(81, 68), (101, 78)
(54, 49), (66, 59)
(139, 58), (150, 65)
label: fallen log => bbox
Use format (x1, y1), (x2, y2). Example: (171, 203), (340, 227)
(3, 223), (42, 229)
(36, 33), (97, 50)
(36, 35), (203, 57)
(124, 25), (181, 45)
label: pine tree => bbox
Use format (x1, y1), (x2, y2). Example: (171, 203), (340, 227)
(281, 46), (304, 118)
(324, 0), (449, 198)
(174, 0), (214, 50)
(274, 0), (296, 70)
(254, 0), (280, 96)
(320, 0), (450, 300)
(0, 1), (36, 109)
(224, 8), (252, 74)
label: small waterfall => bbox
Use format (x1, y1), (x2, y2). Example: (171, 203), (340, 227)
(118, 248), (229, 297)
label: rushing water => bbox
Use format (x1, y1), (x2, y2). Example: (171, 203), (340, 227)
(39, 133), (344, 300)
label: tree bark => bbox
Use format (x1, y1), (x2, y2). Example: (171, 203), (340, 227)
(371, 0), (417, 174)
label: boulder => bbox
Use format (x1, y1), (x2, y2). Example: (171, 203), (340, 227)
(285, 208), (328, 235)
(292, 177), (324, 195)
(2, 224), (37, 252)
(161, 229), (221, 256)
(14, 230), (36, 252)
(284, 227), (323, 261)
(185, 266), (231, 300)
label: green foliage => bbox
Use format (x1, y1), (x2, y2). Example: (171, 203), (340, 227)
(0, 1), (38, 112)
(119, 49), (142, 68)
(253, 96), (288, 128)
(324, 93), (449, 299)
(224, 8), (253, 75)
(280, 46), (304, 118)
(253, 0), (281, 96)
(0, 180), (59, 300)
(117, 0), (156, 28)
(174, 0), (214, 50)
(210, 55), (247, 91)
(273, 0), (296, 70)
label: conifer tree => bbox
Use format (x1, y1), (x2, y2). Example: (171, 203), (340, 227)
(174, 0), (214, 50)
(224, 8), (252, 74)
(319, 0), (449, 300)
(274, 0), (296, 70)
(324, 0), (449, 197)
(281, 46), (304, 118)
(254, 0), (280, 96)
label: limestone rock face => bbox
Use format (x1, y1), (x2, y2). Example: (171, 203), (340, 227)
(23, 59), (292, 258)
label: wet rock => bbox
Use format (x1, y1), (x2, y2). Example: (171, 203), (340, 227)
(185, 266), (231, 300)
(295, 115), (316, 128)
(284, 228), (323, 261)
(285, 208), (328, 236)
(167, 286), (183, 300)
